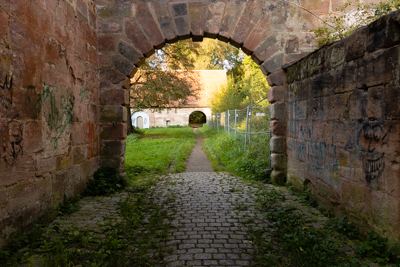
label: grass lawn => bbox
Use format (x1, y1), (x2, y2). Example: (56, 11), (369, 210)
(197, 125), (271, 182)
(125, 126), (196, 184)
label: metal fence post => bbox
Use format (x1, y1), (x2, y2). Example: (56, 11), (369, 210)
(244, 106), (249, 151)
(249, 106), (252, 145)
(217, 114), (219, 132)
(234, 109), (237, 138)
(227, 110), (230, 136)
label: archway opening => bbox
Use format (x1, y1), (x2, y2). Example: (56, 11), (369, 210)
(189, 111), (207, 127)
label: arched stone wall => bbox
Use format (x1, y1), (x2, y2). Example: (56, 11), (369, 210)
(94, 0), (384, 177)
(94, 0), (331, 172)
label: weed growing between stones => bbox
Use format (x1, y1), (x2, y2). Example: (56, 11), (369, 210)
(86, 167), (125, 196)
(56, 194), (82, 216)
(249, 187), (361, 267)
(249, 185), (400, 266)
(355, 231), (400, 265)
(0, 176), (176, 267)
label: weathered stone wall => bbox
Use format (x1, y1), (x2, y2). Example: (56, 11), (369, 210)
(0, 0), (99, 248)
(283, 11), (400, 239)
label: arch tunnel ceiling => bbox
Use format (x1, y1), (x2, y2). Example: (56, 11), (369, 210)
(95, 0), (327, 90)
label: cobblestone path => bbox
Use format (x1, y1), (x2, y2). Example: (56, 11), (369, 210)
(47, 169), (369, 267)
(154, 172), (264, 266)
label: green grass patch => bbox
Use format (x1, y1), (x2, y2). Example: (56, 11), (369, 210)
(125, 126), (196, 182)
(197, 125), (271, 182)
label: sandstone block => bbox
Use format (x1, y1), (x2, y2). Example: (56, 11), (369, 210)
(345, 27), (366, 62)
(284, 52), (310, 65)
(385, 84), (400, 120)
(271, 103), (287, 121)
(270, 137), (286, 154)
(97, 2), (131, 19)
(149, 2), (177, 42)
(35, 156), (57, 177)
(0, 8), (9, 40)
(76, 0), (88, 19)
(253, 33), (280, 63)
(118, 40), (145, 67)
(271, 153), (287, 171)
(73, 145), (87, 165)
(125, 18), (154, 57)
(100, 123), (127, 141)
(101, 156), (125, 174)
(100, 140), (126, 158)
(98, 19), (123, 34)
(266, 68), (286, 87)
(52, 170), (66, 204)
(271, 170), (286, 185)
(100, 88), (129, 105)
(8, 177), (51, 214)
(242, 12), (271, 55)
(205, 1), (225, 38)
(367, 14), (400, 53)
(263, 53), (285, 76)
(366, 86), (384, 120)
(218, 0), (246, 40)
(355, 46), (397, 89)
(189, 3), (207, 40)
(231, 0), (262, 47)
(100, 105), (127, 123)
(0, 187), (8, 219)
(174, 16), (190, 39)
(271, 120), (286, 136)
(268, 86), (286, 104)
(135, 3), (165, 48)
(22, 121), (42, 154)
(112, 54), (134, 76)
(324, 40), (345, 69)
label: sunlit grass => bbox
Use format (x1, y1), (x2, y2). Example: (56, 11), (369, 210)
(197, 124), (271, 182)
(125, 126), (196, 183)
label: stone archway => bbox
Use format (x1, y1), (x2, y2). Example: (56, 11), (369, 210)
(94, 0), (343, 173)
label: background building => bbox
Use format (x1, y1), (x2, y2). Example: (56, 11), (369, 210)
(131, 70), (227, 128)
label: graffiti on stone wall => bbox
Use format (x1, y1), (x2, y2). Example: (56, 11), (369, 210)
(359, 122), (391, 184)
(0, 75), (23, 166)
(41, 83), (75, 148)
(288, 123), (339, 183)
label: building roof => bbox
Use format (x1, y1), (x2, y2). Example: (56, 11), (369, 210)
(181, 70), (227, 108)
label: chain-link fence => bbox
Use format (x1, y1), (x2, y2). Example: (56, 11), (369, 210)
(207, 100), (271, 170)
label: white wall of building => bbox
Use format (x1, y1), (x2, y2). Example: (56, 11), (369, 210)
(131, 107), (212, 128)
(131, 111), (150, 129)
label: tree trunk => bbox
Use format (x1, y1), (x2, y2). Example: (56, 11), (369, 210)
(126, 102), (136, 135)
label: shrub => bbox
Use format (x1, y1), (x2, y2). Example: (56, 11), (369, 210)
(86, 167), (124, 196)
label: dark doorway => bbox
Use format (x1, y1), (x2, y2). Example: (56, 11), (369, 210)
(189, 111), (206, 127)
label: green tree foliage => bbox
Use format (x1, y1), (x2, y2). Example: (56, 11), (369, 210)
(127, 40), (201, 134)
(313, 0), (400, 46)
(209, 55), (270, 113)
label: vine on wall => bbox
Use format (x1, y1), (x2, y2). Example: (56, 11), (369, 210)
(313, 0), (400, 46)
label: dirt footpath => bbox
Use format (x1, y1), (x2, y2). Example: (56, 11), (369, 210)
(185, 128), (214, 172)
